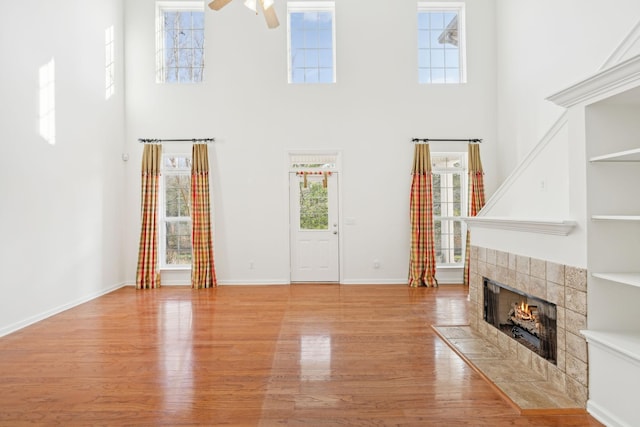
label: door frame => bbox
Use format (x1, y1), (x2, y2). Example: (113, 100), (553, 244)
(287, 150), (343, 284)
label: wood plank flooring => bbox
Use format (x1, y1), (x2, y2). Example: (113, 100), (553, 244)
(0, 285), (602, 426)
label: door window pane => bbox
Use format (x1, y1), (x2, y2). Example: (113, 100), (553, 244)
(299, 181), (328, 230)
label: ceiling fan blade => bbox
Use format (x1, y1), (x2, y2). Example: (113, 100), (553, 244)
(208, 0), (233, 11)
(260, 0), (280, 29)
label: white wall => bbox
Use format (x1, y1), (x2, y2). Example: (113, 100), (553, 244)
(472, 1), (640, 268)
(0, 0), (126, 335)
(495, 0), (640, 181)
(123, 0), (498, 285)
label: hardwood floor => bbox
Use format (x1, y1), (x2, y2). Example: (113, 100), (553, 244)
(0, 285), (602, 426)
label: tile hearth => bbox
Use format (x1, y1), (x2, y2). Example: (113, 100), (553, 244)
(433, 325), (584, 414)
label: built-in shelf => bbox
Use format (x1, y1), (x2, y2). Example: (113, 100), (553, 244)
(581, 330), (640, 367)
(463, 217), (577, 235)
(592, 272), (640, 289)
(591, 215), (640, 221)
(590, 148), (640, 162)
(548, 52), (640, 427)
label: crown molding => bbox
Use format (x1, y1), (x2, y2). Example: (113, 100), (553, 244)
(547, 54), (640, 108)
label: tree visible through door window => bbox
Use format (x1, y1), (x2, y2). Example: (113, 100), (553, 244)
(299, 181), (328, 230)
(432, 153), (466, 265)
(162, 155), (192, 266)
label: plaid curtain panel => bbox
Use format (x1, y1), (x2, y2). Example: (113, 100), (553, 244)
(463, 144), (485, 286)
(191, 144), (217, 289)
(136, 144), (162, 289)
(408, 144), (438, 287)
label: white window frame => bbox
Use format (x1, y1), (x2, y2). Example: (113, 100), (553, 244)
(155, 1), (205, 84)
(287, 1), (336, 84)
(432, 152), (467, 266)
(160, 153), (192, 269)
(417, 2), (467, 84)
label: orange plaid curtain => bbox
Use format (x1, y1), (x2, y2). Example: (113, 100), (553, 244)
(191, 144), (217, 289)
(463, 143), (485, 286)
(408, 143), (438, 287)
(136, 144), (162, 289)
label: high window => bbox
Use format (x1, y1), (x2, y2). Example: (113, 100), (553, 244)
(105, 26), (115, 99)
(156, 1), (205, 83)
(39, 59), (55, 145)
(417, 2), (466, 84)
(432, 153), (467, 265)
(287, 1), (336, 84)
(161, 154), (192, 267)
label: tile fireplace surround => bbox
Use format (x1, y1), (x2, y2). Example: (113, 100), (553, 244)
(467, 245), (588, 407)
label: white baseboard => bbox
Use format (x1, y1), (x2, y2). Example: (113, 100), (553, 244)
(340, 279), (407, 285)
(587, 400), (630, 427)
(0, 282), (127, 338)
(217, 280), (290, 285)
(127, 279), (464, 286)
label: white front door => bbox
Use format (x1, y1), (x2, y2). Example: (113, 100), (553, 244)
(290, 172), (339, 282)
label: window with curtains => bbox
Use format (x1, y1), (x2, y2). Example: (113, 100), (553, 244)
(432, 153), (467, 265)
(417, 2), (466, 84)
(160, 154), (192, 267)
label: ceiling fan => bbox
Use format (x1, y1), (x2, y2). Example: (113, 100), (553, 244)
(208, 0), (279, 29)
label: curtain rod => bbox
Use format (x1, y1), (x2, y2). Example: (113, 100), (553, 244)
(411, 138), (482, 143)
(138, 138), (215, 143)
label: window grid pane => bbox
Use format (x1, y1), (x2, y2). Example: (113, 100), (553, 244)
(157, 3), (205, 84)
(162, 154), (193, 267)
(165, 221), (192, 265)
(418, 7), (462, 84)
(432, 153), (466, 266)
(434, 219), (463, 264)
(289, 8), (334, 84)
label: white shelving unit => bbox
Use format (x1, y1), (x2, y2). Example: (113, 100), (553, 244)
(548, 55), (640, 427)
(585, 136), (640, 426)
(583, 102), (640, 426)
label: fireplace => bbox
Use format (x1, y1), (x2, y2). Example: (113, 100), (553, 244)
(483, 278), (557, 364)
(468, 247), (588, 406)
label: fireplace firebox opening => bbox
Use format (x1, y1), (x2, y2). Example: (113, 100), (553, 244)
(483, 278), (557, 364)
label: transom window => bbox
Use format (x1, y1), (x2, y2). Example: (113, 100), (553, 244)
(156, 1), (205, 83)
(161, 154), (192, 267)
(417, 2), (466, 84)
(432, 153), (467, 265)
(287, 1), (336, 84)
